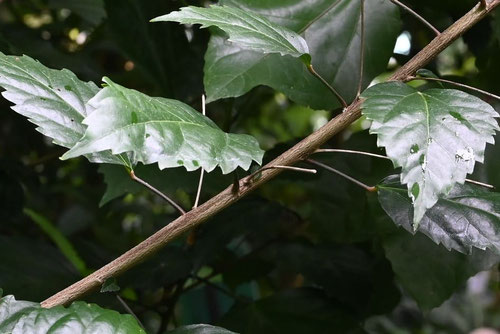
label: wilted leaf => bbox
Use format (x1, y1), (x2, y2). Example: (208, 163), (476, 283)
(377, 175), (500, 254)
(151, 5), (310, 62)
(362, 82), (499, 226)
(62, 77), (264, 174)
(203, 0), (400, 109)
(0, 295), (145, 333)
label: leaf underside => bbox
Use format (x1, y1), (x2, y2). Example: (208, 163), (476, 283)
(0, 52), (122, 164)
(151, 5), (310, 61)
(62, 77), (264, 174)
(0, 295), (145, 334)
(378, 175), (500, 255)
(362, 82), (499, 227)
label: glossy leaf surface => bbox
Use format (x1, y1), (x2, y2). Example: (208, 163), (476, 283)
(151, 5), (310, 61)
(362, 82), (499, 226)
(204, 0), (400, 109)
(0, 295), (145, 334)
(62, 77), (264, 173)
(378, 175), (500, 254)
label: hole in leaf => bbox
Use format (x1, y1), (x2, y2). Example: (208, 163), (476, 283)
(410, 144), (419, 154)
(192, 160), (199, 167)
(177, 160), (184, 165)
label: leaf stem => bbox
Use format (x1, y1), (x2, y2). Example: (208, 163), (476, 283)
(305, 159), (376, 192)
(406, 75), (500, 101)
(307, 64), (348, 108)
(464, 178), (496, 189)
(116, 294), (145, 330)
(129, 170), (186, 215)
(245, 165), (317, 185)
(356, 0), (366, 98)
(193, 94), (207, 209)
(315, 148), (390, 160)
(389, 0), (441, 36)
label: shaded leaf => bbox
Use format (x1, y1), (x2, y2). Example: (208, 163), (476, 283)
(168, 324), (237, 334)
(218, 288), (362, 334)
(151, 5), (310, 62)
(0, 295), (145, 333)
(204, 0), (400, 109)
(49, 0), (107, 26)
(362, 82), (499, 226)
(62, 77), (264, 174)
(383, 230), (499, 309)
(0, 236), (80, 301)
(0, 52), (121, 164)
(378, 175), (500, 254)
(100, 278), (120, 293)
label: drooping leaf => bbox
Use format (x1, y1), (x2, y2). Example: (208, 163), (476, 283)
(377, 175), (500, 254)
(62, 77), (264, 174)
(218, 288), (362, 333)
(203, 0), (400, 109)
(362, 82), (499, 226)
(0, 295), (145, 333)
(0, 52), (121, 164)
(383, 230), (499, 309)
(167, 324), (237, 334)
(151, 5), (310, 63)
(48, 0), (107, 26)
(0, 236), (80, 301)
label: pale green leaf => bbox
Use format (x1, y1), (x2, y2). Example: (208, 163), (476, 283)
(151, 5), (310, 62)
(378, 175), (500, 254)
(0, 295), (145, 334)
(362, 82), (499, 227)
(0, 52), (122, 165)
(203, 0), (400, 109)
(62, 77), (264, 174)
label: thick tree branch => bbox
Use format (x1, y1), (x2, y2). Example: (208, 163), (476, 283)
(41, 0), (500, 308)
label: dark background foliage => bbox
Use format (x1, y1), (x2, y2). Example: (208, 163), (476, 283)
(0, 0), (499, 333)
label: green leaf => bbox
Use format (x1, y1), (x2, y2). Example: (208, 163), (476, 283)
(151, 5), (310, 62)
(100, 278), (120, 293)
(0, 295), (146, 333)
(218, 288), (362, 333)
(362, 82), (499, 226)
(203, 0), (400, 109)
(62, 77), (264, 174)
(383, 230), (499, 309)
(167, 325), (237, 334)
(377, 175), (500, 254)
(0, 52), (121, 164)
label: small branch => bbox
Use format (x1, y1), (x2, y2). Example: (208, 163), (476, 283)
(464, 178), (495, 189)
(245, 165), (317, 185)
(389, 0), (441, 36)
(130, 170), (186, 215)
(356, 0), (366, 98)
(306, 159), (376, 192)
(191, 274), (240, 300)
(315, 148), (390, 160)
(307, 64), (348, 108)
(116, 294), (145, 330)
(406, 75), (500, 101)
(193, 95), (207, 209)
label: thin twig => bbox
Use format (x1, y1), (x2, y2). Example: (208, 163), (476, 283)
(389, 0), (441, 36)
(316, 148), (495, 189)
(306, 159), (376, 192)
(307, 64), (348, 108)
(356, 0), (366, 98)
(191, 275), (240, 300)
(40, 0), (500, 308)
(315, 148), (390, 160)
(245, 165), (317, 185)
(406, 75), (500, 101)
(130, 170), (186, 215)
(116, 294), (145, 330)
(193, 95), (207, 209)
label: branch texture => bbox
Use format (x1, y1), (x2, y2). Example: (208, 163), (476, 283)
(41, 0), (500, 308)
